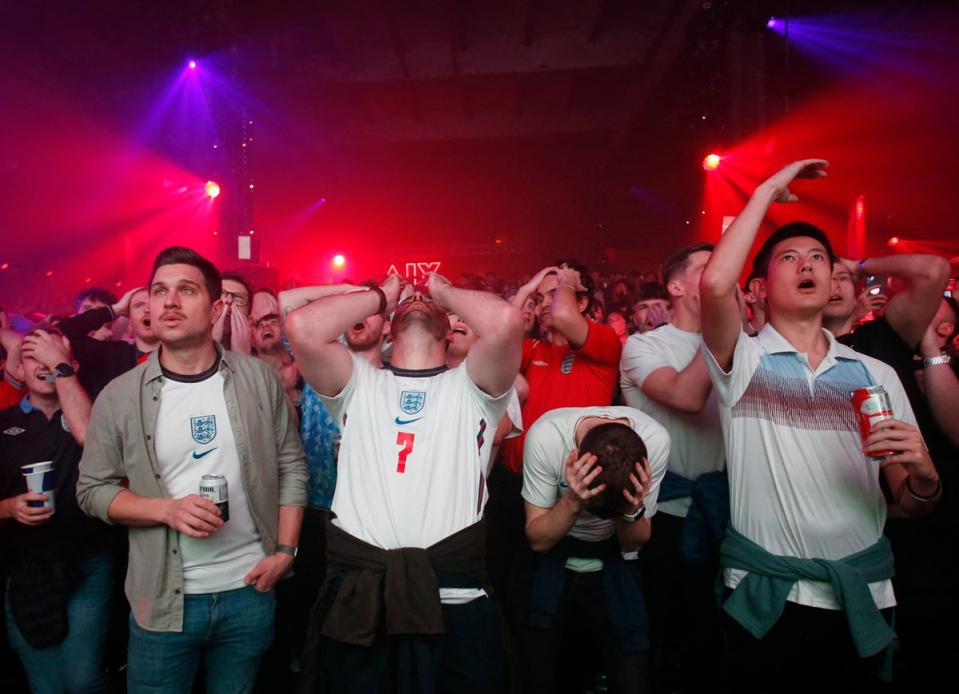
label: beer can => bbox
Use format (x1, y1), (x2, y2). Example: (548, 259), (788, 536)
(851, 386), (894, 460)
(199, 474), (229, 522)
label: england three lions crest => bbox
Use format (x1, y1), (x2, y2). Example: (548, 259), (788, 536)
(191, 415), (217, 445)
(399, 391), (426, 415)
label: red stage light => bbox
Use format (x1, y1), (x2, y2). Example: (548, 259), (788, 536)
(0, 263), (8, 270)
(204, 180), (221, 199)
(888, 236), (900, 247)
(45, 270), (53, 277)
(332, 254), (346, 268)
(702, 154), (722, 171)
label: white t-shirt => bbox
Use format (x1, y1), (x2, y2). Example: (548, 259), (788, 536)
(154, 370), (266, 594)
(620, 323), (725, 517)
(703, 324), (916, 610)
(521, 406), (670, 570)
(320, 356), (511, 603)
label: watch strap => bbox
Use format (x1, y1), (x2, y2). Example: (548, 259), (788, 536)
(923, 354), (952, 368)
(275, 544), (298, 558)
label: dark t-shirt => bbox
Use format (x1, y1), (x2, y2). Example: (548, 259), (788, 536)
(838, 317), (958, 609)
(0, 398), (110, 570)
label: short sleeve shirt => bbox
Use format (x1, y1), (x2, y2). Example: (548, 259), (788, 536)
(521, 405), (670, 541)
(703, 324), (916, 610)
(320, 356), (511, 550)
(620, 324), (725, 517)
(501, 321), (622, 473)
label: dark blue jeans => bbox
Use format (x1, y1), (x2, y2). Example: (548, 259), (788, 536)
(4, 551), (113, 694)
(127, 585), (275, 694)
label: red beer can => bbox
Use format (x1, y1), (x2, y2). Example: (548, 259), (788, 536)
(851, 385), (894, 459)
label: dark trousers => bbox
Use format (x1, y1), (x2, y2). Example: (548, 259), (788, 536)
(257, 507), (329, 691)
(521, 568), (649, 694)
(723, 599), (892, 694)
(640, 511), (723, 693)
(310, 595), (505, 694)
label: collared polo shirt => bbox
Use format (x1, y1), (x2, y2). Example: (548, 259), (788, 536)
(704, 324), (916, 610)
(1, 396), (108, 560)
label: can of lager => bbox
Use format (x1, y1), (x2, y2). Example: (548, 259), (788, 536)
(199, 474), (229, 522)
(851, 385), (894, 461)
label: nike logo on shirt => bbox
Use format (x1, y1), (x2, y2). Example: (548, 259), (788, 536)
(192, 448), (218, 459)
(394, 416), (423, 426)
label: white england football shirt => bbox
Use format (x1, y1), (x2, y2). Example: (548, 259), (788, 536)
(620, 323), (725, 517)
(521, 406), (670, 570)
(704, 324), (916, 610)
(154, 368), (266, 594)
(321, 354), (511, 548)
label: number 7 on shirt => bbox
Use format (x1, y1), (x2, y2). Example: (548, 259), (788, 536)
(396, 432), (415, 473)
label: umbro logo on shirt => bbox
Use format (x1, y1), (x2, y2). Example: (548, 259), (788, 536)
(3, 427), (25, 436)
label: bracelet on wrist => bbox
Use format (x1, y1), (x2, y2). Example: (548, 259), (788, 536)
(370, 287), (388, 316)
(905, 477), (942, 501)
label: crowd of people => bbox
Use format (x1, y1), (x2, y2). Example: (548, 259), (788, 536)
(1, 158), (957, 694)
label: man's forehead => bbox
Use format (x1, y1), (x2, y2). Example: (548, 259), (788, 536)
(537, 274), (559, 291)
(221, 278), (248, 296)
(152, 264), (204, 285)
(773, 236), (828, 254)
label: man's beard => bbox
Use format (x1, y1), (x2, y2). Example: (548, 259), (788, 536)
(396, 309), (448, 341)
(346, 330), (381, 352)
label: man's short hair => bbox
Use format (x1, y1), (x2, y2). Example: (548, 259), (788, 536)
(633, 282), (669, 305)
(579, 423), (648, 519)
(662, 243), (715, 285)
(149, 246), (222, 302)
(75, 287), (117, 311)
(553, 258), (595, 313)
(750, 221), (837, 280)
(221, 271), (254, 301)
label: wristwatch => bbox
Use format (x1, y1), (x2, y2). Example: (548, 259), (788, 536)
(622, 506), (646, 523)
(923, 354), (952, 368)
(275, 544), (298, 558)
(53, 362), (76, 378)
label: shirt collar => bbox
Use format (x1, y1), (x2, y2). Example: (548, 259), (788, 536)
(756, 322), (860, 362)
(144, 341), (235, 383)
(19, 394), (34, 414)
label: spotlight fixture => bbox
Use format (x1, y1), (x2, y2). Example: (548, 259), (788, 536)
(702, 153), (722, 171)
(204, 180), (221, 199)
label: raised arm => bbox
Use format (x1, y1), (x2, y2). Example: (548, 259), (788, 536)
(428, 272), (523, 397)
(919, 323), (959, 446)
(510, 266), (557, 309)
(278, 283), (361, 319)
(700, 159), (829, 370)
(20, 330), (92, 444)
(844, 254), (950, 348)
(639, 350), (713, 414)
(285, 276), (401, 396)
(548, 265), (591, 348)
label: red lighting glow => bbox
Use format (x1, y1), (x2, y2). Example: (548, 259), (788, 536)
(702, 154), (722, 171)
(888, 236), (900, 247)
(0, 263), (8, 270)
(204, 180), (221, 199)
(332, 254), (346, 268)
